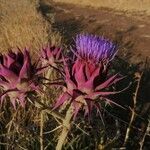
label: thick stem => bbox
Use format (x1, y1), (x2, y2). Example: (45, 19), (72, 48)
(40, 68), (53, 150)
(56, 106), (73, 150)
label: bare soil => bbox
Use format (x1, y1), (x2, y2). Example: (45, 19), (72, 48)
(53, 0), (150, 14)
(40, 1), (150, 65)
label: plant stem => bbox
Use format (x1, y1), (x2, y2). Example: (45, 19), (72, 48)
(123, 72), (143, 146)
(40, 68), (53, 150)
(40, 111), (44, 150)
(139, 120), (150, 150)
(56, 106), (73, 150)
(34, 100), (64, 121)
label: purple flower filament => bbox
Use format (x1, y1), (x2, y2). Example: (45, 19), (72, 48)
(75, 34), (117, 63)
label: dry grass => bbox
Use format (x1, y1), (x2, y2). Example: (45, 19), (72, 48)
(53, 0), (150, 13)
(0, 1), (62, 149)
(0, 0), (62, 55)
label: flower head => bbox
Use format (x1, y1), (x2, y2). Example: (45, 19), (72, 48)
(0, 49), (40, 108)
(75, 34), (117, 64)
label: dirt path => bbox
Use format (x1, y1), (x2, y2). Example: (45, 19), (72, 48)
(40, 1), (150, 64)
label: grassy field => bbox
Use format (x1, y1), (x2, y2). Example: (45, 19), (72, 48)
(0, 0), (62, 55)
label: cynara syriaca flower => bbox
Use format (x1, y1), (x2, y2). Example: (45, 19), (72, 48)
(75, 34), (117, 64)
(41, 45), (62, 67)
(0, 49), (40, 108)
(54, 34), (126, 119)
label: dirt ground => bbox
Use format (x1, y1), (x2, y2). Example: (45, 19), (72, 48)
(40, 1), (150, 65)
(53, 0), (150, 14)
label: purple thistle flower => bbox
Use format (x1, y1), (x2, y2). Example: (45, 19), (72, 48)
(53, 34), (127, 120)
(0, 49), (40, 108)
(75, 34), (117, 64)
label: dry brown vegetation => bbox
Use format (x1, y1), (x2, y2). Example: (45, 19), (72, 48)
(0, 0), (62, 55)
(53, 0), (150, 14)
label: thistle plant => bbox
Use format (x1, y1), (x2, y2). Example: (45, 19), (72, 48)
(40, 45), (63, 86)
(54, 34), (124, 118)
(0, 49), (40, 108)
(40, 45), (63, 150)
(55, 34), (126, 150)
(41, 45), (62, 68)
(0, 34), (130, 150)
